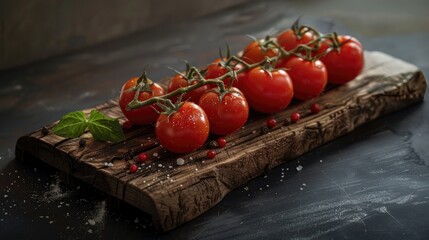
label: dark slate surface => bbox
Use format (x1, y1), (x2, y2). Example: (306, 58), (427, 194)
(1, 0), (428, 239)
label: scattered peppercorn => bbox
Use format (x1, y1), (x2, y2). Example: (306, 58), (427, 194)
(290, 112), (301, 123)
(138, 153), (148, 163)
(129, 164), (138, 173)
(310, 103), (321, 114)
(266, 118), (277, 129)
(209, 140), (218, 149)
(207, 150), (216, 159)
(41, 127), (49, 135)
(79, 138), (86, 147)
(217, 138), (227, 148)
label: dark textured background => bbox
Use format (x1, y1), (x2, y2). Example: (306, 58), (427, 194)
(0, 0), (248, 70)
(1, 0), (428, 239)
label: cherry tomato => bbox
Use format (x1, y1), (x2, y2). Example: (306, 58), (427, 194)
(155, 102), (209, 153)
(235, 70), (247, 90)
(231, 63), (247, 90)
(241, 40), (278, 64)
(281, 56), (327, 101)
(277, 29), (315, 52)
(168, 74), (208, 103)
(205, 59), (241, 88)
(198, 88), (249, 135)
(119, 77), (165, 125)
(240, 67), (294, 113)
(317, 35), (364, 84)
(275, 29), (316, 68)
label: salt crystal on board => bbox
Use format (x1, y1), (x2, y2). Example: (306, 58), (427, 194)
(296, 165), (303, 171)
(176, 158), (185, 166)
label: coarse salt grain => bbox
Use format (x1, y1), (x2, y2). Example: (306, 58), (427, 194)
(296, 165), (303, 171)
(176, 158), (185, 166)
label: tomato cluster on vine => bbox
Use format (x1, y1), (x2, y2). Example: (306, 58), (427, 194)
(119, 20), (364, 154)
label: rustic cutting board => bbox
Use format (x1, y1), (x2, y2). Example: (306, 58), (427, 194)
(15, 51), (426, 231)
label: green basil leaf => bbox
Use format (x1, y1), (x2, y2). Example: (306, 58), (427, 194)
(88, 110), (125, 143)
(53, 111), (88, 138)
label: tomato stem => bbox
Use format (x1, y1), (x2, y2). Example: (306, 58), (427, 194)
(126, 19), (337, 112)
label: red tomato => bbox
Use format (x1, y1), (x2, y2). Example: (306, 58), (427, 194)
(198, 88), (249, 135)
(168, 74), (208, 103)
(234, 69), (248, 90)
(240, 67), (294, 113)
(281, 56), (327, 101)
(205, 60), (229, 88)
(155, 102), (209, 153)
(276, 29), (316, 68)
(119, 77), (165, 125)
(231, 63), (247, 90)
(241, 40), (278, 64)
(277, 29), (315, 52)
(317, 35), (364, 84)
(205, 59), (241, 88)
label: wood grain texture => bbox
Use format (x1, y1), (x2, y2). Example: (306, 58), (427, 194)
(15, 51), (427, 231)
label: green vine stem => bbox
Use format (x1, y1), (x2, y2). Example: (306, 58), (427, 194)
(126, 21), (343, 112)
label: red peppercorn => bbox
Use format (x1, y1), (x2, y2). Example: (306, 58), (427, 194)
(266, 118), (277, 129)
(129, 164), (138, 173)
(290, 112), (301, 123)
(310, 103), (321, 114)
(217, 138), (227, 148)
(122, 120), (133, 130)
(207, 150), (216, 159)
(138, 153), (148, 163)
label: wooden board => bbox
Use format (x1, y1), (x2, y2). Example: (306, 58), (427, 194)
(15, 51), (427, 231)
